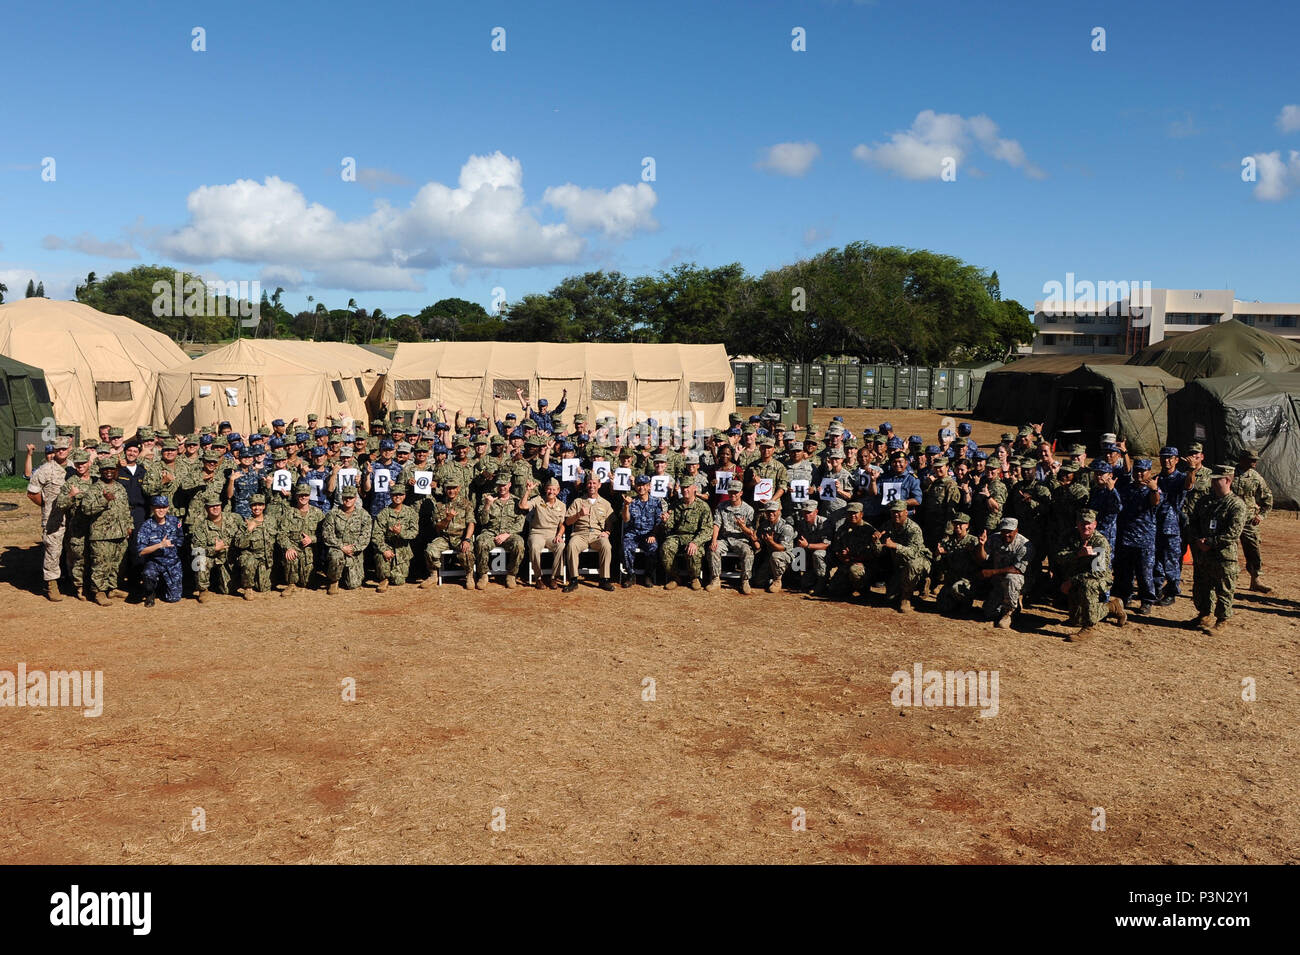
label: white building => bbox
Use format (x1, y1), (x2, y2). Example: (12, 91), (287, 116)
(1032, 288), (1300, 355)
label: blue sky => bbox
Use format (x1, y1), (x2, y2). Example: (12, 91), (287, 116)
(3, 0), (1299, 318)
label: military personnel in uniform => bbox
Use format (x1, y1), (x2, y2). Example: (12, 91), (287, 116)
(521, 478), (567, 589)
(322, 485), (373, 593)
(919, 456), (961, 590)
(745, 437), (789, 511)
(1232, 450), (1274, 593)
(826, 502), (880, 601)
(420, 479), (476, 589)
(141, 438), (185, 515)
(56, 450), (96, 599)
(933, 512), (981, 615)
(1114, 459), (1162, 614)
(1188, 465), (1249, 631)
(793, 501), (831, 594)
(136, 495), (184, 606)
(880, 499), (930, 613)
(708, 484), (756, 593)
(621, 474), (664, 587)
(26, 436), (71, 601)
(278, 482), (324, 595)
(979, 517), (1029, 629)
(661, 481), (713, 590)
(1045, 463), (1089, 598)
(1153, 447), (1188, 605)
(226, 446), (262, 518)
(234, 493), (277, 598)
(750, 501), (796, 593)
(371, 483), (417, 592)
(79, 458), (133, 606)
(563, 474), (616, 592)
(1055, 509), (1127, 642)
(189, 493), (244, 601)
(476, 475), (526, 589)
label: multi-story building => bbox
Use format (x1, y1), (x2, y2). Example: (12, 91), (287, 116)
(1032, 289), (1300, 355)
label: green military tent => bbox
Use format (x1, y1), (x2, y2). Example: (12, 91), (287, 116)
(973, 353), (1128, 423)
(1168, 372), (1300, 509)
(0, 354), (56, 476)
(1129, 320), (1300, 380)
(1044, 364), (1184, 456)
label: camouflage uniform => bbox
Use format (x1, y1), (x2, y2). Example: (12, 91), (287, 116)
(476, 493), (526, 580)
(278, 502), (325, 588)
(1189, 491), (1248, 622)
(234, 509), (278, 593)
(1232, 466), (1273, 578)
(827, 516), (881, 598)
(27, 455), (68, 588)
(372, 500), (418, 586)
(189, 504), (245, 595)
(136, 513), (185, 602)
(56, 471), (95, 597)
(882, 516), (930, 601)
(793, 508), (832, 593)
(983, 532), (1030, 621)
(79, 477), (134, 597)
(934, 530), (981, 615)
(661, 496), (714, 583)
(322, 502), (373, 590)
(1056, 530), (1113, 629)
(709, 498), (755, 584)
(423, 494), (476, 582)
(751, 511), (796, 590)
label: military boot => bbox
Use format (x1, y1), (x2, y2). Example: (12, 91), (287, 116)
(1249, 577), (1273, 594)
(1107, 597), (1128, 627)
(768, 578), (782, 594)
(327, 581), (339, 595)
(504, 575), (517, 589)
(196, 589), (211, 604)
(899, 596), (912, 614)
(94, 592), (111, 607)
(475, 575), (488, 590)
(109, 589), (128, 599)
(1189, 613), (1211, 630)
(1067, 627), (1097, 643)
(243, 588), (256, 601)
(144, 594), (156, 608)
(689, 577), (702, 591)
(995, 612), (1013, 630)
(376, 578), (389, 593)
(705, 579), (721, 593)
(739, 579), (751, 595)
(46, 581), (63, 602)
(1213, 616), (1230, 631)
(282, 583), (296, 597)
(419, 576), (436, 590)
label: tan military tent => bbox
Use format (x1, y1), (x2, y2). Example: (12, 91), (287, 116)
(381, 342), (736, 430)
(153, 339), (390, 434)
(0, 298), (188, 435)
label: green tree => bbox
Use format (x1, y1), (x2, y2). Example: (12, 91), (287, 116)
(388, 314), (423, 341)
(417, 297), (491, 340)
(25, 280), (36, 298)
(499, 294), (575, 341)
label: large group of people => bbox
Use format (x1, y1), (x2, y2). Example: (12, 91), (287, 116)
(24, 390), (1277, 641)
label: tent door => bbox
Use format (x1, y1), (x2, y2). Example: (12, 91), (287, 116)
(194, 376), (254, 433)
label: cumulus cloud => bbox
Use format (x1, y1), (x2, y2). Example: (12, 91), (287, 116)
(1249, 150), (1300, 201)
(757, 141), (821, 177)
(41, 232), (139, 258)
(853, 110), (1045, 180)
(153, 153), (658, 291)
(1276, 105), (1300, 134)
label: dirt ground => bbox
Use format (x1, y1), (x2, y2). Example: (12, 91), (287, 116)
(1, 408), (1296, 864)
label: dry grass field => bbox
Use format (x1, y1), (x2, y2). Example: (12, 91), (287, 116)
(1, 409), (1296, 863)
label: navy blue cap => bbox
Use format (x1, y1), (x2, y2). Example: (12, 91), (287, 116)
(909, 435), (923, 445)
(250, 444), (265, 456)
(634, 474), (651, 486)
(466, 416), (478, 423)
(536, 398), (548, 408)
(1103, 443), (1121, 454)
(272, 418), (286, 427)
(295, 432), (310, 443)
(379, 438), (395, 451)
(646, 418), (658, 428)
(200, 434), (214, 446)
(310, 446), (327, 457)
(863, 427), (877, 436)
(974, 450), (988, 461)
(314, 427), (328, 438)
(1091, 461), (1113, 473)
(229, 433), (243, 443)
(433, 443), (448, 454)
(249, 433), (263, 443)
(925, 444), (941, 455)
(236, 444), (252, 456)
(150, 494), (169, 508)
(269, 436), (284, 448)
(966, 438), (978, 450)
(880, 422), (893, 431)
(219, 421), (231, 429)
(748, 414), (761, 423)
(957, 422), (972, 436)
(832, 415), (843, 422)
(887, 436), (904, 450)
(726, 427), (741, 436)
(1159, 446), (1179, 457)
(1133, 458), (1153, 471)
(435, 422), (449, 431)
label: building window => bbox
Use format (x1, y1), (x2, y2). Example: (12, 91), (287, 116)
(1278, 316), (1297, 328)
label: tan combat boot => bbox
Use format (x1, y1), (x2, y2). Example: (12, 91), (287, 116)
(327, 581), (339, 595)
(1067, 627), (1097, 643)
(705, 579), (721, 593)
(768, 578), (782, 594)
(505, 575), (517, 589)
(376, 578), (389, 593)
(995, 612), (1013, 630)
(1213, 616), (1230, 631)
(1249, 577), (1273, 594)
(689, 577), (702, 591)
(94, 592), (111, 607)
(739, 579), (751, 595)
(419, 576), (436, 590)
(1188, 613), (1211, 630)
(475, 575), (488, 590)
(1107, 597), (1128, 627)
(243, 588), (256, 601)
(109, 589), (128, 599)
(196, 589), (211, 604)
(899, 597), (912, 615)
(664, 578), (679, 591)
(281, 583), (296, 597)
(46, 581), (63, 602)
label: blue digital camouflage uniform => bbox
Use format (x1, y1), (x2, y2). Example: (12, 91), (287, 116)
(229, 468), (261, 518)
(367, 459), (404, 516)
(304, 465), (333, 513)
(1087, 485), (1122, 552)
(1154, 469), (1187, 597)
(136, 514), (184, 602)
(528, 396), (566, 433)
(1114, 479), (1160, 604)
(623, 496), (663, 577)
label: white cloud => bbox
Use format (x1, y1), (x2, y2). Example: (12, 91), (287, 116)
(1276, 105), (1300, 134)
(258, 266), (304, 290)
(757, 141), (822, 177)
(41, 232), (139, 258)
(0, 269), (76, 300)
(853, 110), (1045, 180)
(356, 166), (412, 191)
(543, 182), (658, 238)
(1250, 150), (1300, 201)
(153, 153), (658, 291)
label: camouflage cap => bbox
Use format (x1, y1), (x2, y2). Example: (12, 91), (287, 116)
(201, 450), (221, 462)
(953, 512), (971, 524)
(340, 485), (359, 499)
(109, 427), (124, 438)
(1058, 463), (1079, 474)
(150, 494), (169, 508)
(272, 448), (288, 460)
(845, 502), (863, 514)
(1238, 449), (1259, 462)
(494, 473), (511, 486)
(293, 482), (312, 495)
(71, 450), (91, 463)
(888, 500), (908, 513)
(139, 427), (155, 440)
(1211, 464), (1236, 479)
(390, 483), (408, 495)
(997, 517), (1019, 531)
(829, 448), (846, 459)
(203, 492), (224, 507)
(1184, 441), (1204, 454)
(396, 441), (413, 453)
(250, 493), (267, 505)
(1077, 508), (1098, 523)
(763, 501), (782, 512)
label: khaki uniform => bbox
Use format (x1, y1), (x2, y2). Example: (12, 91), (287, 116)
(27, 459), (67, 583)
(565, 494), (615, 579)
(526, 497), (567, 581)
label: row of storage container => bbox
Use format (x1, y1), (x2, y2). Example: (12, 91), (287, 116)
(733, 362), (996, 411)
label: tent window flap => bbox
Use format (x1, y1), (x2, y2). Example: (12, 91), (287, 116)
(395, 379), (431, 401)
(31, 378), (49, 404)
(493, 379), (529, 399)
(689, 381), (726, 403)
(354, 377), (365, 397)
(331, 380), (347, 402)
(591, 380), (628, 401)
(1120, 387), (1143, 410)
(95, 380), (133, 402)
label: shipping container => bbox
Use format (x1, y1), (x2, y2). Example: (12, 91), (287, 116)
(949, 369), (971, 411)
(860, 364), (877, 408)
(930, 368), (952, 411)
(770, 362), (788, 398)
(787, 362), (805, 398)
(822, 364), (841, 408)
(749, 362), (769, 405)
(840, 364), (861, 408)
(876, 365), (897, 408)
(732, 362), (751, 407)
(807, 363), (824, 402)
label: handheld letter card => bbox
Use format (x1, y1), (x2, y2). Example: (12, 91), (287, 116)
(373, 469), (392, 495)
(612, 467), (632, 491)
(338, 467), (360, 489)
(881, 480), (904, 504)
(271, 469), (292, 493)
(789, 479), (810, 503)
(413, 470), (434, 496)
(754, 478), (774, 503)
(562, 457), (581, 483)
(592, 459), (611, 484)
(820, 477), (839, 501)
(715, 471), (733, 495)
(650, 475), (671, 499)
